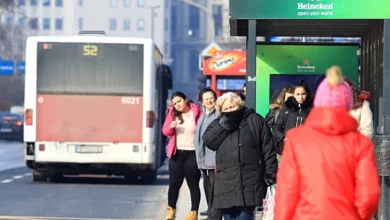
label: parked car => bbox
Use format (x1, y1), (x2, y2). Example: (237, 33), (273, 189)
(0, 112), (23, 141)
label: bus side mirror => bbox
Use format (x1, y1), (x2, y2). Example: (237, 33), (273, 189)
(162, 65), (173, 90)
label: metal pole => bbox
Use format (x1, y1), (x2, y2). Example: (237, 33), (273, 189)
(180, 0), (215, 42)
(146, 5), (159, 42)
(246, 20), (257, 110)
(151, 7), (154, 41)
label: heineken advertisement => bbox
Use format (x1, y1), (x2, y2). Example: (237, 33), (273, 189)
(230, 0), (390, 19)
(255, 44), (359, 116)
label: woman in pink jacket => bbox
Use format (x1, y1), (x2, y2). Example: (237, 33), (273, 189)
(162, 91), (202, 220)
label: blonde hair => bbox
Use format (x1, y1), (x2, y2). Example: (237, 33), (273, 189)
(215, 92), (246, 113)
(326, 66), (344, 86)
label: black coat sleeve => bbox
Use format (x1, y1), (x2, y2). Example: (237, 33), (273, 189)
(203, 118), (230, 151)
(264, 109), (275, 129)
(272, 106), (287, 143)
(258, 116), (278, 185)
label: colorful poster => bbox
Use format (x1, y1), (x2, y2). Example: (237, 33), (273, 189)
(255, 44), (359, 116)
(203, 50), (246, 76)
(230, 0), (390, 19)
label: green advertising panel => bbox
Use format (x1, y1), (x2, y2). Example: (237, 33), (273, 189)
(256, 44), (359, 117)
(230, 0), (390, 19)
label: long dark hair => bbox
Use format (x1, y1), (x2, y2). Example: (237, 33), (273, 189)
(271, 84), (295, 108)
(344, 76), (363, 109)
(295, 80), (313, 104)
(171, 91), (190, 124)
(197, 87), (217, 102)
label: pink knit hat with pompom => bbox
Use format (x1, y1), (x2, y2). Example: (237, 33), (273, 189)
(314, 66), (353, 111)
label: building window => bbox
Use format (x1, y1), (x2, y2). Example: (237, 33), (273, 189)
(109, 18), (117, 31)
(123, 0), (130, 7)
(30, 0), (37, 6)
(137, 19), (145, 31)
(137, 0), (144, 7)
(18, 0), (26, 6)
(5, 16), (13, 26)
(55, 18), (63, 30)
(43, 0), (50, 6)
(110, 0), (117, 7)
(164, 18), (168, 32)
(55, 0), (63, 7)
(17, 17), (25, 27)
(43, 18), (51, 30)
(78, 17), (83, 29)
(79, 0), (83, 6)
(171, 5), (176, 40)
(212, 5), (223, 37)
(29, 18), (38, 29)
(188, 6), (200, 38)
(164, 42), (169, 54)
(124, 18), (130, 30)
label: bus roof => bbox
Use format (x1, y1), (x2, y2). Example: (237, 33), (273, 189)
(26, 35), (154, 47)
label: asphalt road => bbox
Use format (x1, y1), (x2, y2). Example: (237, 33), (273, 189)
(0, 140), (170, 220)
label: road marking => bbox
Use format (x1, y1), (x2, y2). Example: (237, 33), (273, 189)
(23, 173), (32, 176)
(1, 179), (13, 183)
(13, 175), (23, 179)
(0, 217), (153, 220)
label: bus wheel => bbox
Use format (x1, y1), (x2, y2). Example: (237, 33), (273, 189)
(140, 170), (157, 184)
(32, 170), (47, 182)
(48, 173), (64, 183)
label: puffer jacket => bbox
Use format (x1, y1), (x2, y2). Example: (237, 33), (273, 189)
(203, 108), (278, 209)
(194, 107), (219, 170)
(273, 97), (312, 154)
(350, 101), (373, 139)
(274, 107), (380, 220)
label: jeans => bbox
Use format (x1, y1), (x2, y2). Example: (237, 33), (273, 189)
(222, 206), (255, 220)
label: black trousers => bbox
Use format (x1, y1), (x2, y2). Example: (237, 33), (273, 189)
(202, 169), (223, 220)
(168, 150), (201, 211)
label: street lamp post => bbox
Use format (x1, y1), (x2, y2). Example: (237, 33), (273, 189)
(180, 0), (215, 43)
(146, 5), (160, 42)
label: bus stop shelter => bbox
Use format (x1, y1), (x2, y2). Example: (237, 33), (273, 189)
(228, 0), (390, 218)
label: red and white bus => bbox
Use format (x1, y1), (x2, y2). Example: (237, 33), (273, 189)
(24, 31), (172, 183)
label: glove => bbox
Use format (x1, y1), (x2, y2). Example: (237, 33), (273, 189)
(264, 171), (276, 186)
(219, 115), (239, 132)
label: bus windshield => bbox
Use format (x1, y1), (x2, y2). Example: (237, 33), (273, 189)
(37, 42), (144, 96)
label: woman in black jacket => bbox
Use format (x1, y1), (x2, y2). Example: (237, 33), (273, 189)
(203, 92), (278, 220)
(265, 85), (295, 129)
(272, 80), (313, 154)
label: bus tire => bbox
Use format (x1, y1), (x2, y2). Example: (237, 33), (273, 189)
(48, 173), (64, 183)
(141, 170), (157, 184)
(32, 170), (47, 182)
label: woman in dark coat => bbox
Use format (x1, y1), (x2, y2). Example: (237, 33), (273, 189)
(203, 92), (278, 220)
(272, 80), (313, 154)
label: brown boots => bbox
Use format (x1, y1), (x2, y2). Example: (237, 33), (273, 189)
(166, 206), (176, 220)
(182, 210), (198, 220)
(166, 207), (198, 220)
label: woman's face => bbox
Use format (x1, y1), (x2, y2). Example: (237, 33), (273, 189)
(294, 87), (307, 104)
(172, 96), (186, 112)
(221, 100), (239, 112)
(202, 92), (215, 111)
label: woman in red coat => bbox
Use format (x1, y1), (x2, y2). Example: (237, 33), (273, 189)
(274, 66), (380, 220)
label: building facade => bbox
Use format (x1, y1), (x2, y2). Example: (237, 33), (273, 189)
(170, 0), (245, 100)
(0, 0), (169, 58)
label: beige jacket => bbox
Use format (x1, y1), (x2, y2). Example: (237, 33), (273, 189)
(349, 101), (373, 139)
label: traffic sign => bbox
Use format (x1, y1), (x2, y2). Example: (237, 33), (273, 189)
(17, 61), (25, 75)
(199, 42), (222, 70)
(0, 60), (14, 75)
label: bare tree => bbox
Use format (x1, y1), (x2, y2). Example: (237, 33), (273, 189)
(0, 0), (26, 111)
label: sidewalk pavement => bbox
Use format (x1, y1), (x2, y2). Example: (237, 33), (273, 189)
(175, 176), (263, 220)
